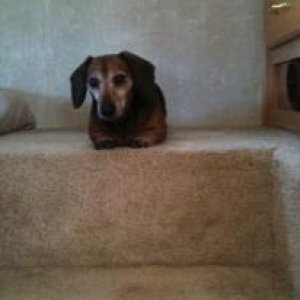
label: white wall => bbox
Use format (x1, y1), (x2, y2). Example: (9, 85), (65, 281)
(0, 0), (265, 129)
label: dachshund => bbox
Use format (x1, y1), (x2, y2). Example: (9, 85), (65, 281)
(70, 51), (167, 149)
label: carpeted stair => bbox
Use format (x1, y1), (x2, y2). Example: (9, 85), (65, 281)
(0, 129), (299, 299)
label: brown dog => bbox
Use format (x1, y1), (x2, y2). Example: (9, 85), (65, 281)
(70, 51), (167, 149)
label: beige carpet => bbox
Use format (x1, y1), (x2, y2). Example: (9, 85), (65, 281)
(0, 128), (299, 299)
(0, 266), (290, 300)
(0, 131), (274, 267)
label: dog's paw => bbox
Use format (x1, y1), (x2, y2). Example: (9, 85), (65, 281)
(129, 138), (152, 148)
(94, 140), (117, 150)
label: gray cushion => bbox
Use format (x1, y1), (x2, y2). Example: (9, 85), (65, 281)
(0, 89), (36, 135)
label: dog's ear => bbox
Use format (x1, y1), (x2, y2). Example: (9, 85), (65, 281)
(70, 56), (93, 109)
(119, 51), (157, 117)
(119, 51), (155, 85)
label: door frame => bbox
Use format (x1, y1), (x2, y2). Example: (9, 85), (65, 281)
(264, 38), (300, 133)
(262, 1), (300, 133)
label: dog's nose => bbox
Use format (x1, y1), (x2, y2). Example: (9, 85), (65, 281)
(101, 103), (116, 118)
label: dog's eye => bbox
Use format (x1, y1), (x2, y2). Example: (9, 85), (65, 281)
(113, 74), (127, 86)
(88, 77), (100, 88)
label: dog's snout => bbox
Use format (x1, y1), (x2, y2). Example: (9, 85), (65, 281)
(101, 103), (116, 118)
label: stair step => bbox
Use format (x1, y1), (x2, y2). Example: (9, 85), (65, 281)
(0, 130), (275, 267)
(1, 129), (300, 298)
(0, 266), (291, 300)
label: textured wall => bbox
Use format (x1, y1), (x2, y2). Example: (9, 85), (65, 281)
(0, 0), (264, 129)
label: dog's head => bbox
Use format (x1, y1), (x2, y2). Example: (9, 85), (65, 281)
(70, 51), (155, 122)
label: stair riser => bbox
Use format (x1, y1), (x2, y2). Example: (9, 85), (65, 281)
(0, 150), (274, 267)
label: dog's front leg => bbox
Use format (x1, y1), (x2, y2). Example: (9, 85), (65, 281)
(89, 119), (120, 150)
(130, 129), (166, 148)
(129, 109), (167, 148)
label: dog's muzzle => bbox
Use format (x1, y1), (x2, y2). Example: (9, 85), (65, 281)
(101, 103), (116, 118)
